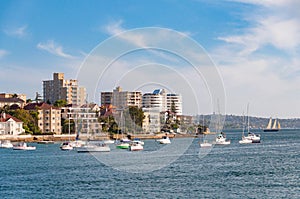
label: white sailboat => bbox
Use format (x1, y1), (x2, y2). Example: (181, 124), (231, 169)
(243, 104), (260, 143)
(263, 117), (280, 132)
(239, 112), (252, 144)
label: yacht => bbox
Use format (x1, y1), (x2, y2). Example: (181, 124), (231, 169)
(13, 142), (36, 151)
(215, 132), (230, 145)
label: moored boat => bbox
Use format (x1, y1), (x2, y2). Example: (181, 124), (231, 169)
(60, 142), (73, 151)
(13, 142), (36, 151)
(76, 143), (110, 153)
(215, 132), (230, 145)
(0, 140), (13, 148)
(37, 140), (55, 144)
(116, 138), (131, 149)
(156, 136), (171, 144)
(129, 140), (144, 151)
(200, 140), (212, 148)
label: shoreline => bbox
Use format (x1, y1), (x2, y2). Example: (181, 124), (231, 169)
(0, 133), (197, 143)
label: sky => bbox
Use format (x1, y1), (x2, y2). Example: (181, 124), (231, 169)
(0, 0), (300, 118)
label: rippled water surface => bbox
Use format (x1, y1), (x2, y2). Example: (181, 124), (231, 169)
(0, 130), (299, 198)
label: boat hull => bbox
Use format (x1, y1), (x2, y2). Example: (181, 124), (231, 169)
(77, 145), (110, 153)
(13, 146), (36, 150)
(200, 143), (212, 148)
(263, 129), (279, 132)
(116, 143), (130, 149)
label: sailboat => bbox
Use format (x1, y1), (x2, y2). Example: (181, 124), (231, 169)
(244, 104), (260, 143)
(263, 118), (280, 132)
(239, 113), (252, 144)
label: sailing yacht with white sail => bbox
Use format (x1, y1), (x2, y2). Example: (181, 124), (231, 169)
(263, 118), (280, 132)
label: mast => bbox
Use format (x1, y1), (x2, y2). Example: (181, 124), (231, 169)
(247, 103), (250, 133)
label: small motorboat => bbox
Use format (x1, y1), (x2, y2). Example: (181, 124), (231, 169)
(13, 142), (36, 151)
(116, 139), (131, 149)
(156, 136), (171, 144)
(60, 142), (73, 151)
(129, 141), (144, 151)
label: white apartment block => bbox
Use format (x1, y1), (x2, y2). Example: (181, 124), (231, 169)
(43, 73), (86, 105)
(166, 93), (182, 115)
(0, 113), (25, 136)
(142, 89), (166, 112)
(142, 89), (182, 115)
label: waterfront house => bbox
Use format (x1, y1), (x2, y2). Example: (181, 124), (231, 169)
(0, 113), (25, 136)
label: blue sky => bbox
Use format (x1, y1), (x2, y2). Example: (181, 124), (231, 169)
(1, 0), (300, 118)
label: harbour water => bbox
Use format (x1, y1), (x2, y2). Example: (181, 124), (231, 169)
(0, 129), (299, 198)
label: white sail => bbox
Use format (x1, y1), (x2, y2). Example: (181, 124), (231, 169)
(266, 118), (272, 129)
(272, 119), (277, 129)
(277, 121), (281, 129)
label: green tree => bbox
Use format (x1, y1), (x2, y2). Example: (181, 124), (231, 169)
(54, 99), (67, 107)
(171, 100), (176, 114)
(128, 106), (145, 127)
(62, 118), (75, 134)
(8, 109), (41, 134)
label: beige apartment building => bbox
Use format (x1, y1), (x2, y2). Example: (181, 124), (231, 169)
(25, 103), (61, 134)
(101, 86), (142, 109)
(43, 73), (86, 106)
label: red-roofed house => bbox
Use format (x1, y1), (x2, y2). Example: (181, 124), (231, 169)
(24, 103), (61, 134)
(0, 113), (25, 136)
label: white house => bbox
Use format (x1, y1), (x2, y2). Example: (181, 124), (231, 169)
(0, 113), (25, 136)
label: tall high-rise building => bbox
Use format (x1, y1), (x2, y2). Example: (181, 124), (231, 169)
(43, 73), (86, 105)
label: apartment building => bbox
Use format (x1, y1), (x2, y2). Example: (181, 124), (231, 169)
(100, 86), (142, 109)
(43, 73), (86, 105)
(24, 103), (61, 134)
(166, 93), (182, 115)
(61, 106), (101, 135)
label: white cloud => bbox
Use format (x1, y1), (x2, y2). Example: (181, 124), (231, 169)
(37, 40), (75, 59)
(103, 19), (125, 35)
(210, 0), (300, 118)
(0, 49), (9, 59)
(4, 25), (28, 38)
(221, 0), (300, 53)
